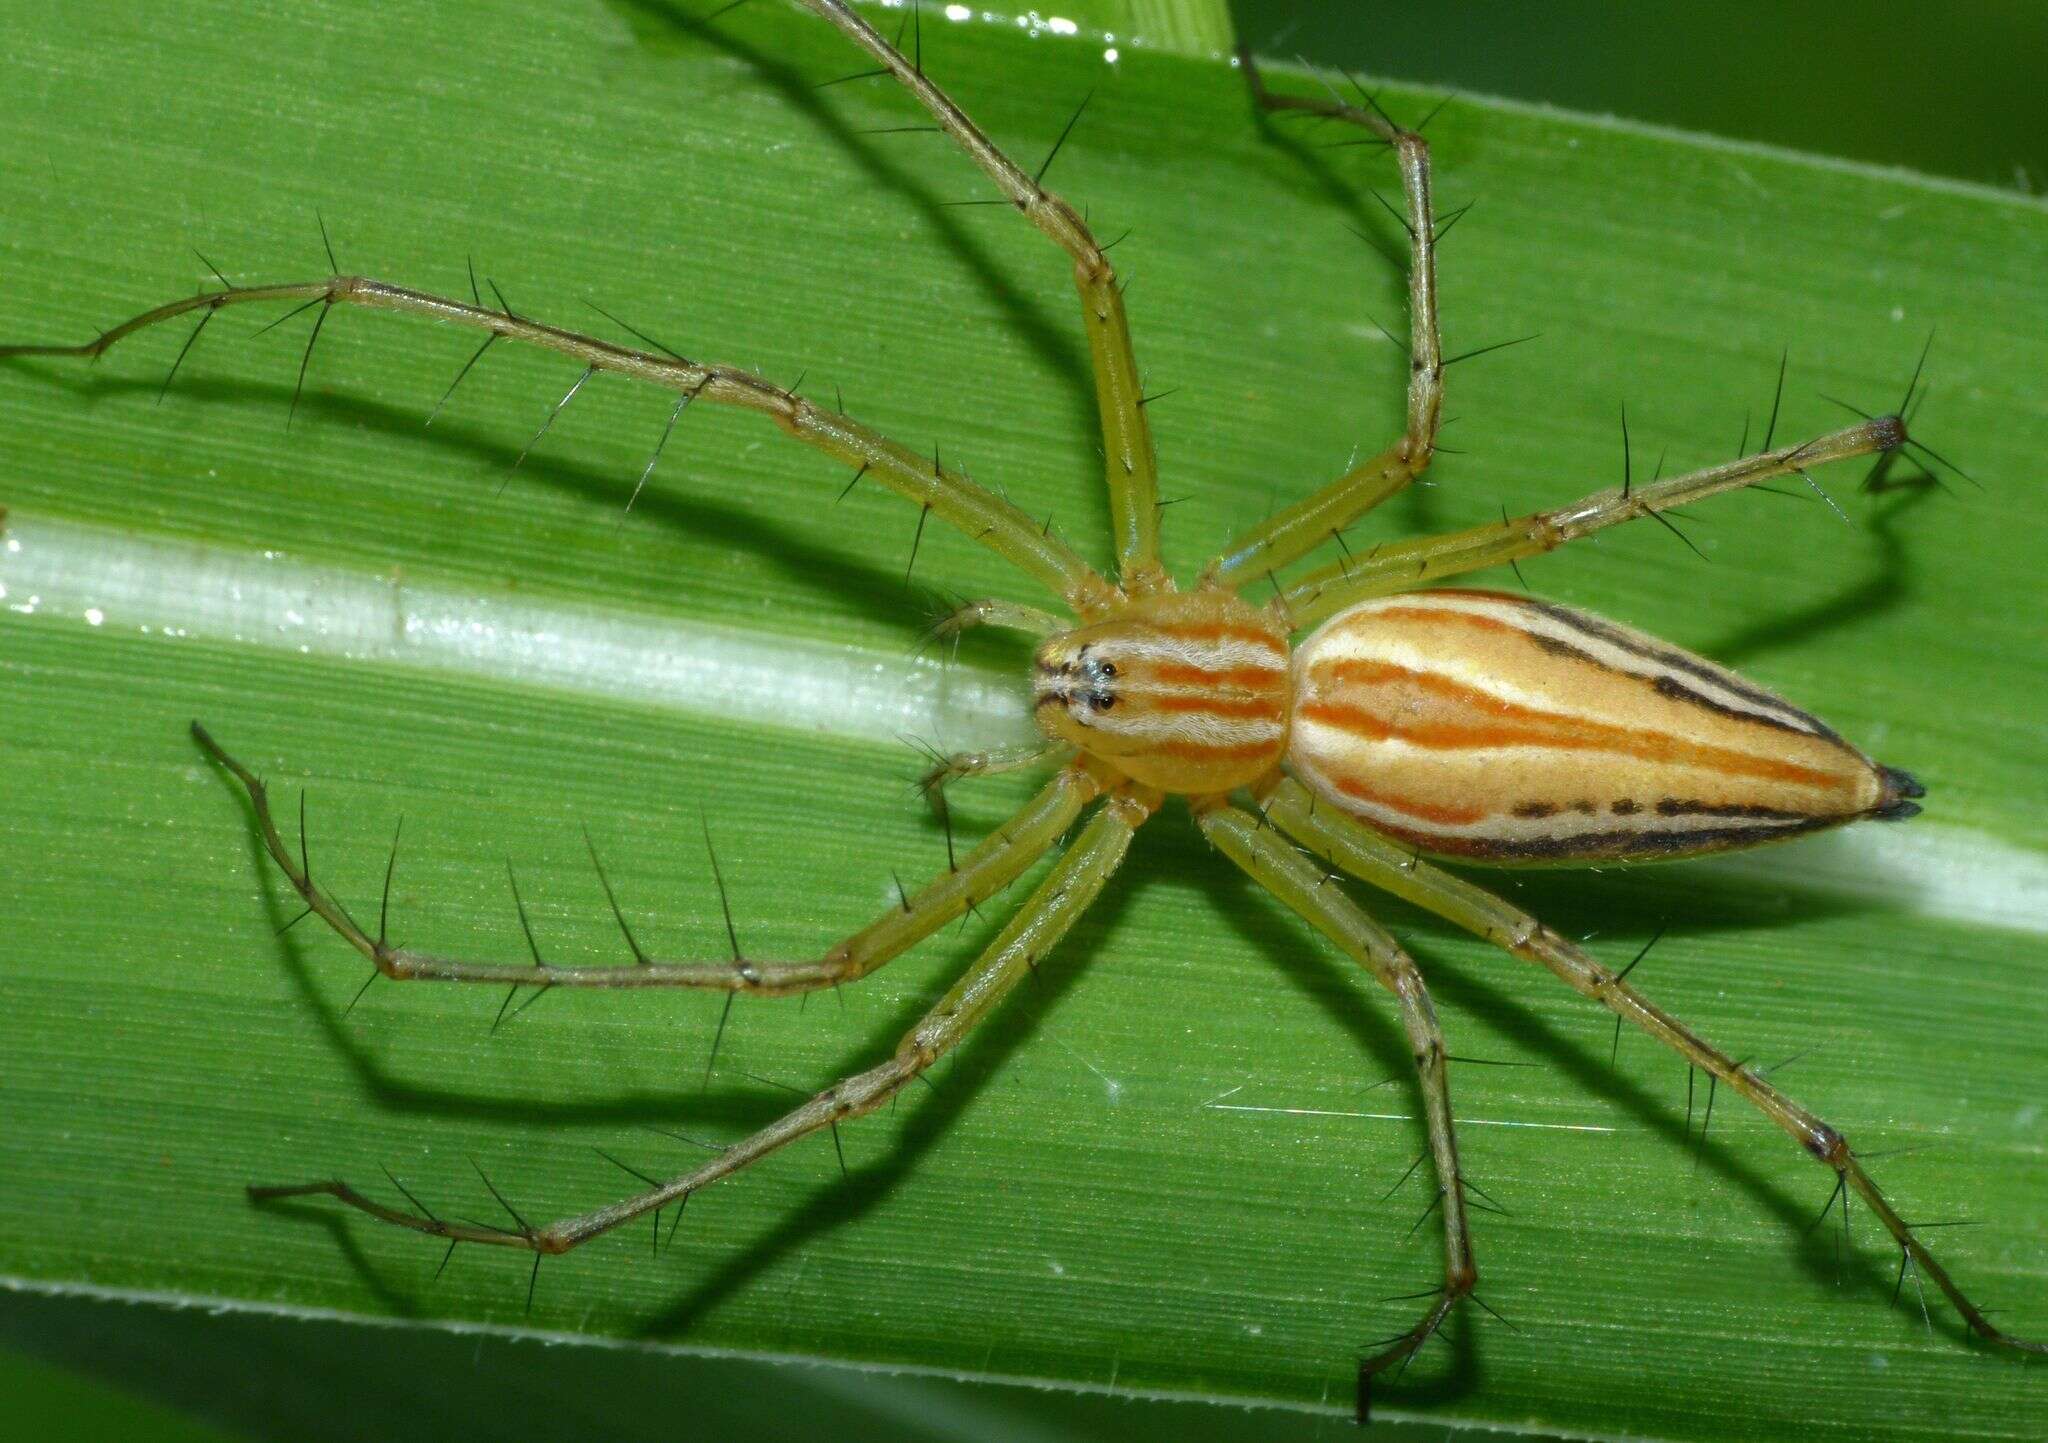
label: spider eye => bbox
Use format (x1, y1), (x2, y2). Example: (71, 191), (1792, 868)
(1088, 691), (1115, 712)
(1098, 661), (1118, 678)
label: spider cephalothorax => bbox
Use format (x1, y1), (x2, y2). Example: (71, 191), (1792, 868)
(1032, 588), (1290, 793)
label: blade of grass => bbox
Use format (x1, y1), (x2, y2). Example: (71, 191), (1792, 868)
(0, 3), (2043, 1441)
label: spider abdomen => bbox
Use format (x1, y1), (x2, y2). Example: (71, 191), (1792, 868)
(1286, 588), (1921, 863)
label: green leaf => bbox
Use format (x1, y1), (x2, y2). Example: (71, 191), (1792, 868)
(2, 3), (2044, 1440)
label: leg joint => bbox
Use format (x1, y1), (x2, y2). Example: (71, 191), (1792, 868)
(1803, 1120), (1849, 1167)
(1445, 1260), (1477, 1299)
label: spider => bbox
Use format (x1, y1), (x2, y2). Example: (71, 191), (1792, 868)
(3, 0), (2040, 1418)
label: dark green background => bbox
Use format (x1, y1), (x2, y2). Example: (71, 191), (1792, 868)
(1230, 0), (2047, 192)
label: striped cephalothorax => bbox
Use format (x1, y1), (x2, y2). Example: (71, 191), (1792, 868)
(15, 0), (2032, 1420)
(1031, 591), (1290, 793)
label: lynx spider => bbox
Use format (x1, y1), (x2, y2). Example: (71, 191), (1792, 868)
(3, 0), (2040, 1417)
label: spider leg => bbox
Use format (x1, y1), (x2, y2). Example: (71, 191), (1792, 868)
(798, 0), (1162, 588)
(249, 788), (1153, 1254)
(195, 722), (1099, 997)
(915, 741), (1068, 843)
(1204, 51), (1444, 587)
(1278, 414), (1904, 629)
(925, 597), (1064, 645)
(0, 277), (1110, 612)
(1196, 800), (1476, 1380)
(1263, 776), (2048, 1357)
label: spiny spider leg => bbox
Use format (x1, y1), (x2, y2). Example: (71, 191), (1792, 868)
(1197, 801), (1475, 1377)
(1279, 413), (1904, 629)
(1262, 776), (2048, 1358)
(799, 0), (1163, 586)
(1204, 50), (1444, 587)
(0, 277), (1111, 614)
(194, 723), (1098, 997)
(925, 596), (1065, 644)
(915, 741), (1067, 835)
(250, 789), (1154, 1255)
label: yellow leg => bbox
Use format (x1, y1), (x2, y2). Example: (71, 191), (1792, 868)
(799, 0), (1163, 587)
(1197, 800), (1477, 1381)
(1263, 775), (2047, 1359)
(0, 274), (1113, 613)
(1204, 53), (1445, 588)
(251, 788), (1154, 1254)
(1278, 415), (1902, 629)
(196, 723), (1097, 997)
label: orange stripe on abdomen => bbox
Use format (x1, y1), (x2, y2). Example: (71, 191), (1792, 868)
(1297, 670), (1840, 790)
(1327, 774), (1488, 826)
(1286, 589), (1890, 863)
